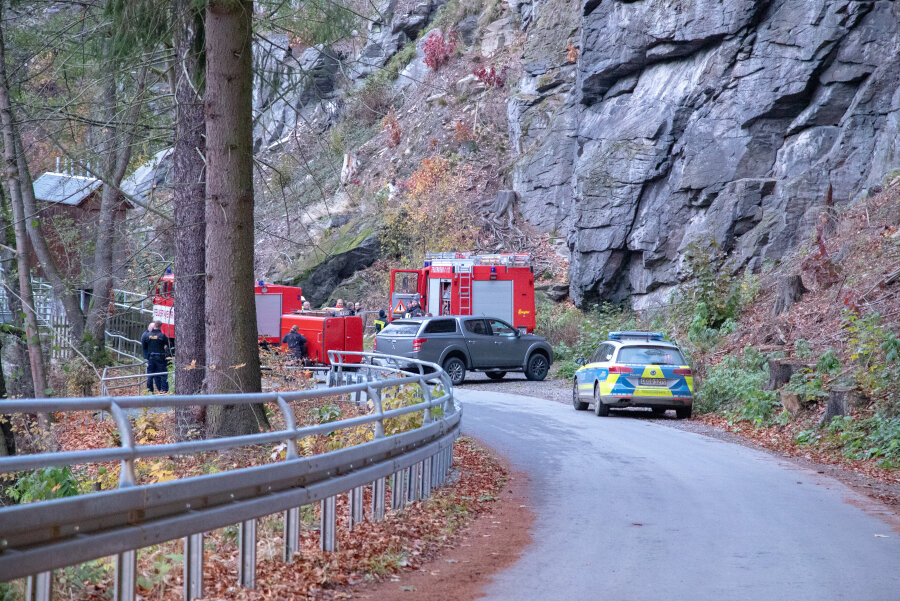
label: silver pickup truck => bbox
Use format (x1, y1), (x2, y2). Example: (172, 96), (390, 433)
(374, 316), (554, 385)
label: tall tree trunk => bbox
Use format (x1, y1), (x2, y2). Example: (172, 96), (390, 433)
(16, 138), (85, 341)
(204, 0), (267, 436)
(85, 66), (149, 350)
(0, 9), (48, 404)
(173, 0), (206, 438)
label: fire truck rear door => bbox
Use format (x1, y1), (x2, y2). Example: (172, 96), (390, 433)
(472, 280), (513, 323)
(255, 293), (282, 339)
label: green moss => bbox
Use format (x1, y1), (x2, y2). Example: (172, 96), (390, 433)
(282, 220), (378, 285)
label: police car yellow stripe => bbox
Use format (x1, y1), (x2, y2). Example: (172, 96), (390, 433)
(597, 373), (619, 396)
(640, 365), (665, 378)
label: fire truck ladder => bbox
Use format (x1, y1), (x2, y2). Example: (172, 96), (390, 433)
(458, 272), (472, 315)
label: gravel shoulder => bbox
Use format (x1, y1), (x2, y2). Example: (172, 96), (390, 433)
(460, 374), (900, 515)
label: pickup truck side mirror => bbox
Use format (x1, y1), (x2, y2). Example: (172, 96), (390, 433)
(575, 358), (586, 366)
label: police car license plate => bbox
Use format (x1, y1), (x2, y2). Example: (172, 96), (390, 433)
(640, 378), (667, 386)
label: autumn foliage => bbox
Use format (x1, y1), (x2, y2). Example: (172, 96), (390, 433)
(423, 30), (456, 71)
(472, 64), (506, 88)
(381, 107), (402, 147)
(382, 157), (477, 266)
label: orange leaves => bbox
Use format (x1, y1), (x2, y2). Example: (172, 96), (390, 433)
(381, 107), (402, 148)
(566, 41), (580, 64)
(453, 120), (475, 143)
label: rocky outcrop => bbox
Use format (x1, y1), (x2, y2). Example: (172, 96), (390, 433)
(289, 231), (381, 307)
(510, 0), (900, 309)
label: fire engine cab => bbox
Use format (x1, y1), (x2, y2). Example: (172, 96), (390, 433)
(389, 252), (536, 332)
(151, 271), (362, 365)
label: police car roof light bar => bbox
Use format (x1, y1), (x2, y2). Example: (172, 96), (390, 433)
(607, 331), (665, 342)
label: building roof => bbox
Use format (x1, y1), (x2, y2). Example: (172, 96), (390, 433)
(32, 172), (102, 206)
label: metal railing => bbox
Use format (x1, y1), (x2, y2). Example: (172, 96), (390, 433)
(0, 351), (461, 601)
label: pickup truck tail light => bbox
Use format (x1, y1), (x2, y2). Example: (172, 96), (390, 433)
(609, 366), (633, 374)
(673, 368), (692, 376)
(412, 338), (427, 351)
(373, 338), (377, 351)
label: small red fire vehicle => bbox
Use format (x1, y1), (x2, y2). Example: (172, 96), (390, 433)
(151, 271), (362, 365)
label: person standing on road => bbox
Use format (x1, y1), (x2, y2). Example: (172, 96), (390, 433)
(140, 322), (153, 360)
(282, 324), (308, 363)
(142, 320), (170, 394)
(374, 309), (387, 332)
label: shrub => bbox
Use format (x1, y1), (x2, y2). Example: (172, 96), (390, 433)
(7, 466), (81, 503)
(826, 414), (900, 467)
(381, 107), (402, 147)
(423, 30), (456, 71)
(696, 347), (776, 423)
(472, 64), (506, 87)
(453, 120), (474, 142)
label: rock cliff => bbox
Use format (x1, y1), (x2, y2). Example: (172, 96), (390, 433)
(510, 0), (900, 309)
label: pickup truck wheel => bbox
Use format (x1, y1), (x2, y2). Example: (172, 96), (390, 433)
(486, 371), (506, 380)
(443, 357), (466, 386)
(572, 380), (589, 411)
(593, 385), (610, 417)
(525, 353), (550, 381)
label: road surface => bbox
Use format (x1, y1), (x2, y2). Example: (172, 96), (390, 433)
(457, 388), (900, 601)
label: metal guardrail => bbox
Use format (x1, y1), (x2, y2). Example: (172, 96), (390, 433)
(0, 351), (460, 601)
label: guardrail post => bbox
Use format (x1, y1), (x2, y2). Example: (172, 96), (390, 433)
(422, 456), (432, 499)
(406, 463), (419, 503)
(25, 572), (51, 601)
(183, 533), (203, 601)
(373, 477), (386, 521)
(391, 469), (405, 510)
(114, 550), (136, 601)
(283, 507), (300, 562)
(108, 401), (136, 488)
(238, 519), (257, 589)
(349, 486), (364, 529)
(320, 496), (336, 551)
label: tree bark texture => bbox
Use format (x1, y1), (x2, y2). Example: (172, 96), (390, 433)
(772, 274), (808, 317)
(0, 10), (48, 403)
(15, 137), (85, 341)
(204, 0), (267, 436)
(173, 0), (207, 437)
(85, 65), (149, 348)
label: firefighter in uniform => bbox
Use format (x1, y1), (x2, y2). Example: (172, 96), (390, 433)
(282, 325), (308, 364)
(142, 320), (170, 394)
(374, 309), (387, 332)
(405, 299), (425, 318)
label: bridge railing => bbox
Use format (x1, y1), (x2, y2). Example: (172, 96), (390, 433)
(0, 352), (460, 601)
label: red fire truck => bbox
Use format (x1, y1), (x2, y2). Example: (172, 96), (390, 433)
(151, 271), (362, 365)
(389, 252), (537, 332)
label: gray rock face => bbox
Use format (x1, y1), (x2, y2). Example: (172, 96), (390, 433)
(253, 36), (342, 152)
(510, 0), (900, 308)
(290, 232), (381, 307)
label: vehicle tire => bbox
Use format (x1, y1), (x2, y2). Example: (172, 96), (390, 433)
(443, 356), (466, 386)
(573, 380), (589, 411)
(676, 406), (692, 419)
(524, 353), (550, 381)
(593, 385), (610, 417)
(486, 371), (506, 380)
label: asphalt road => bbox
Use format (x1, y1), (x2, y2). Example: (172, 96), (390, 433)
(457, 388), (900, 601)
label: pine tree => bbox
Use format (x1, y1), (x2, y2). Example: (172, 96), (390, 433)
(204, 0), (268, 436)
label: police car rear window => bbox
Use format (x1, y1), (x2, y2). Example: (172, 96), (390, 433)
(616, 346), (685, 365)
(380, 322), (421, 336)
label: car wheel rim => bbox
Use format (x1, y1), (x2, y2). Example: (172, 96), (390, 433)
(448, 363), (462, 382)
(533, 357), (548, 378)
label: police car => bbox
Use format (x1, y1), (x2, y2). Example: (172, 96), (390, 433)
(573, 332), (693, 418)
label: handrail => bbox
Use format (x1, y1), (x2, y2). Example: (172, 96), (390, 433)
(0, 353), (461, 601)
